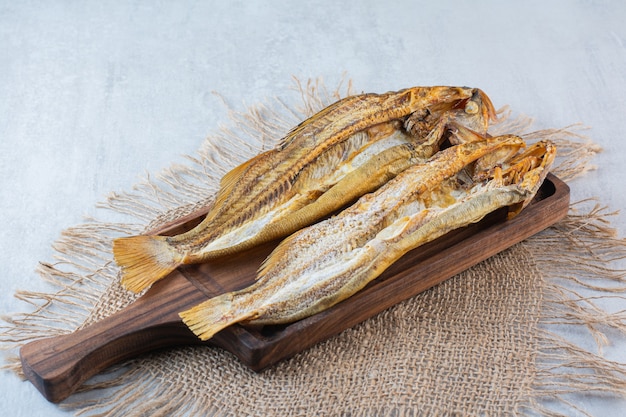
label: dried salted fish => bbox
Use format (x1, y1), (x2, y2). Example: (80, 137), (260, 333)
(180, 135), (556, 340)
(113, 87), (496, 293)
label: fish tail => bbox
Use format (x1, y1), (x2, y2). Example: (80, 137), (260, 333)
(113, 235), (182, 293)
(179, 294), (255, 341)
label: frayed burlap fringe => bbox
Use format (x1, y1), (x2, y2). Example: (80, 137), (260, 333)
(1, 78), (624, 416)
(521, 202), (626, 416)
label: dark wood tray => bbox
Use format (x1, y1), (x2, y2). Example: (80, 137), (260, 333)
(20, 174), (570, 403)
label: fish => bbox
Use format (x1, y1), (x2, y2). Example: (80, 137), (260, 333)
(179, 135), (556, 340)
(113, 86), (496, 293)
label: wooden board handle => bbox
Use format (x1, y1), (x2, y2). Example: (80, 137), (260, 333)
(19, 272), (208, 403)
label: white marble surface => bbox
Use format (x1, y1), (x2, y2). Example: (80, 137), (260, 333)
(1, 1), (625, 415)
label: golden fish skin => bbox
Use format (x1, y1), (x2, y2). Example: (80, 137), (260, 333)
(179, 136), (555, 341)
(114, 87), (495, 293)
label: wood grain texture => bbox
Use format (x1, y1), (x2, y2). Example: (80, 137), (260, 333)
(19, 174), (569, 403)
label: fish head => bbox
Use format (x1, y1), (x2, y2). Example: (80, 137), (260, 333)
(476, 139), (557, 218)
(404, 87), (497, 140)
(446, 89), (497, 136)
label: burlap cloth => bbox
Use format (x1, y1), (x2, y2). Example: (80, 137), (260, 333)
(2, 79), (625, 416)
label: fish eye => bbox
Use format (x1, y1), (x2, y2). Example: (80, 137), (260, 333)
(464, 101), (479, 115)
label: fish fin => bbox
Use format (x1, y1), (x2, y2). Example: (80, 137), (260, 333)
(277, 97), (346, 149)
(209, 151), (269, 219)
(219, 156), (256, 194)
(113, 235), (182, 293)
(276, 94), (371, 150)
(256, 230), (301, 281)
(179, 294), (256, 341)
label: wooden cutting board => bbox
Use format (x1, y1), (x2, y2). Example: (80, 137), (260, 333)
(19, 174), (570, 403)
